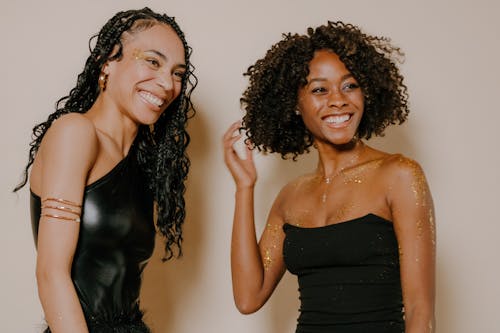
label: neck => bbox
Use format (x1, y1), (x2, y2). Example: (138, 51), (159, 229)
(85, 96), (138, 156)
(315, 139), (365, 178)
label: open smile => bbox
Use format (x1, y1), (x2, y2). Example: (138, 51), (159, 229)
(138, 90), (166, 108)
(322, 113), (353, 127)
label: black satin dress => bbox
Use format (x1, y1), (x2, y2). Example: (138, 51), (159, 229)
(30, 151), (155, 333)
(283, 214), (404, 333)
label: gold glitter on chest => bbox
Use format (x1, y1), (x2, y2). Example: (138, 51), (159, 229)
(319, 157), (384, 204)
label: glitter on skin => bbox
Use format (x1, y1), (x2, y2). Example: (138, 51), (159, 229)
(341, 158), (384, 185)
(262, 222), (282, 270)
(263, 249), (272, 271)
(318, 158), (385, 203)
(285, 209), (311, 227)
(429, 208), (436, 247)
(333, 203), (355, 222)
(416, 219), (424, 237)
(397, 156), (429, 207)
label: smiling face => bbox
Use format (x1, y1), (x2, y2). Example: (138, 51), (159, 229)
(297, 50), (364, 146)
(103, 23), (186, 125)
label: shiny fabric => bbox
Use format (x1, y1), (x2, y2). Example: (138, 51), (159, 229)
(283, 214), (404, 333)
(31, 150), (155, 332)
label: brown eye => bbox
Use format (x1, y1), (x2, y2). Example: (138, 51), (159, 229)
(172, 70), (186, 82)
(343, 82), (360, 91)
(146, 58), (161, 68)
(312, 87), (327, 94)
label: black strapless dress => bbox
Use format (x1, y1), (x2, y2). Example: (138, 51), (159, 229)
(30, 150), (155, 333)
(283, 214), (404, 333)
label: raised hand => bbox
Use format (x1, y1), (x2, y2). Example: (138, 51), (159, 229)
(222, 121), (257, 189)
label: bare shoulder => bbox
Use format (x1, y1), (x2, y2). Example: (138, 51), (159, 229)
(42, 113), (97, 147)
(282, 173), (316, 194)
(45, 113), (96, 140)
(378, 154), (430, 196)
(30, 113), (100, 194)
(273, 172), (316, 208)
(381, 153), (425, 176)
(38, 113), (99, 171)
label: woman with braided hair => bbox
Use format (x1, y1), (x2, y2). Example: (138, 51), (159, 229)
(14, 7), (196, 333)
(224, 21), (435, 332)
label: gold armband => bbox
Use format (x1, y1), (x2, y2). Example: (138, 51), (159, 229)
(41, 197), (82, 223)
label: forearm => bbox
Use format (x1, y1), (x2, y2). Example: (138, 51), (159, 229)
(230, 187), (266, 313)
(37, 269), (88, 333)
(404, 302), (435, 333)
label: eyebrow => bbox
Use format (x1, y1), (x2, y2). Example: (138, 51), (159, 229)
(144, 49), (187, 68)
(307, 74), (354, 84)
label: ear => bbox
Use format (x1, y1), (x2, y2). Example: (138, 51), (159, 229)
(102, 62), (110, 75)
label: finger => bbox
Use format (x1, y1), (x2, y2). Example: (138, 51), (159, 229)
(223, 133), (241, 150)
(223, 121), (242, 141)
(233, 136), (248, 160)
(245, 144), (254, 161)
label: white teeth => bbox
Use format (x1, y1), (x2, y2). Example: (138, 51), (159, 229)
(139, 91), (164, 107)
(325, 114), (351, 124)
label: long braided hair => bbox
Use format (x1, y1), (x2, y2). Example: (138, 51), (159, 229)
(15, 7), (197, 260)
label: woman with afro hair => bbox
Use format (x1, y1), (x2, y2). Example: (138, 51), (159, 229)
(224, 21), (435, 333)
(15, 7), (196, 333)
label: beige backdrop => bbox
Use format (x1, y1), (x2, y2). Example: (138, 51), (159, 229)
(2, 0), (499, 332)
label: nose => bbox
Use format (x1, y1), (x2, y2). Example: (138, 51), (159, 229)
(157, 73), (174, 93)
(328, 90), (348, 108)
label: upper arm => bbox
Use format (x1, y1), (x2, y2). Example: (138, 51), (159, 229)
(387, 156), (436, 312)
(35, 114), (98, 274)
(256, 188), (289, 299)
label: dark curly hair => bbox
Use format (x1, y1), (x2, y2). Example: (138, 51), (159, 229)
(241, 21), (409, 159)
(14, 7), (197, 260)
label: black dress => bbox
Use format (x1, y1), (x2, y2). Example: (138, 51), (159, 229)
(283, 214), (404, 333)
(30, 150), (155, 333)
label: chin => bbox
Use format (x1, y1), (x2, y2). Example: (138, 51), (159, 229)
(135, 112), (162, 126)
(329, 134), (355, 144)
(144, 118), (161, 126)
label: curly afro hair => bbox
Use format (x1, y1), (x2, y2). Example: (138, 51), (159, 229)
(241, 21), (409, 159)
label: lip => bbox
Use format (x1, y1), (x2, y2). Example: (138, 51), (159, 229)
(321, 112), (354, 128)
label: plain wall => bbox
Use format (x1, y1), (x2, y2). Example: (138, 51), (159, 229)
(2, 0), (499, 332)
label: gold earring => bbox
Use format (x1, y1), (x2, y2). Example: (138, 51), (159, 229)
(98, 73), (108, 91)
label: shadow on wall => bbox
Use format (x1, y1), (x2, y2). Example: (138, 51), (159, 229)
(140, 108), (211, 332)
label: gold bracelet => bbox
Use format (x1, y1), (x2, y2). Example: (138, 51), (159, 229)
(41, 203), (80, 215)
(41, 213), (81, 223)
(42, 197), (82, 208)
